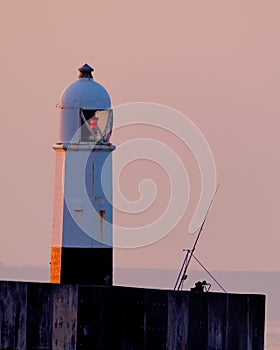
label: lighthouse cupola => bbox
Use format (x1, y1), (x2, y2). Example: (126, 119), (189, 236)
(58, 63), (113, 144)
(50, 64), (115, 285)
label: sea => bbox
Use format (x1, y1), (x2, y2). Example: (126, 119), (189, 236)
(266, 322), (280, 350)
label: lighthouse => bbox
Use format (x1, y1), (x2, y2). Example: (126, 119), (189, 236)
(50, 64), (115, 285)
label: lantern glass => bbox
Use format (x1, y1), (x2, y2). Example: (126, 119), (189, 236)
(80, 109), (113, 143)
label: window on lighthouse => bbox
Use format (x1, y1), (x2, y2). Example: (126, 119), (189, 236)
(80, 109), (113, 143)
(80, 109), (101, 142)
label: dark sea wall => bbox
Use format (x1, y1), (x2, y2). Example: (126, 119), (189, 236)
(0, 281), (265, 350)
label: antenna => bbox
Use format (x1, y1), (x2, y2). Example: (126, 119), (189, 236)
(174, 186), (222, 291)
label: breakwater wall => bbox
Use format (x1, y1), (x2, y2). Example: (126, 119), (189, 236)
(0, 281), (265, 349)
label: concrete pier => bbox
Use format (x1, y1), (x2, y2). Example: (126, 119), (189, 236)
(0, 281), (265, 349)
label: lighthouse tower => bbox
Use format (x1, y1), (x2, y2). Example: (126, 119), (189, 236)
(50, 64), (115, 285)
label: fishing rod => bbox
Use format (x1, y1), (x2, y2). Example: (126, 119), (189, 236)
(174, 185), (219, 291)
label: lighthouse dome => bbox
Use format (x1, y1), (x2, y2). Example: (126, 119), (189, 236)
(57, 64), (113, 143)
(58, 64), (111, 110)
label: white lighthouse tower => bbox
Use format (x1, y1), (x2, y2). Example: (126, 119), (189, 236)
(50, 64), (115, 285)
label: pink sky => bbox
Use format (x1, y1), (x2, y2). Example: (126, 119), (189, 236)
(0, 0), (279, 272)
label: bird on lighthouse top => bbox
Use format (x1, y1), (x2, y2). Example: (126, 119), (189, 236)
(57, 64), (112, 144)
